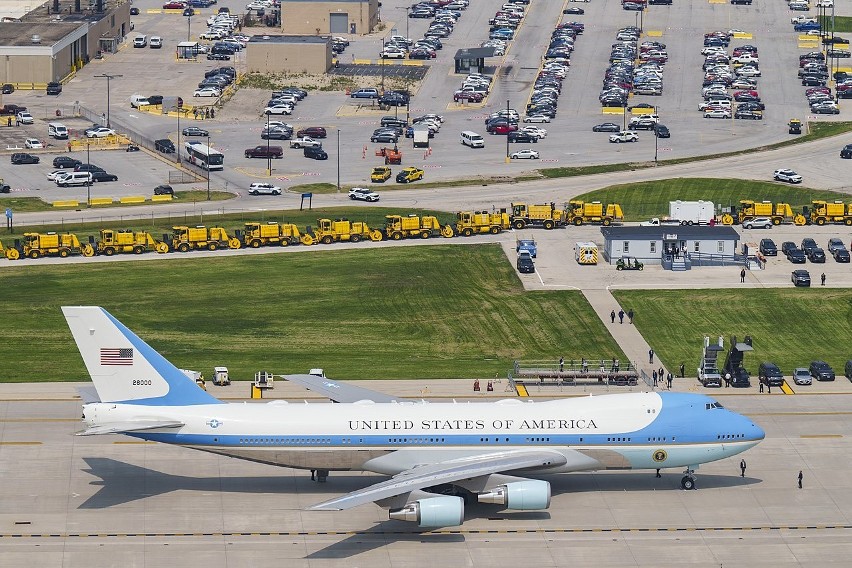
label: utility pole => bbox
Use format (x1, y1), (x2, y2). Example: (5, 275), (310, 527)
(94, 73), (122, 128)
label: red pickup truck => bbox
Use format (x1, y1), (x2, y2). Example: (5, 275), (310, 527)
(245, 145), (283, 159)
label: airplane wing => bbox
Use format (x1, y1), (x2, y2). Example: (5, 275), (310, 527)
(281, 374), (404, 403)
(77, 420), (185, 436)
(309, 449), (576, 511)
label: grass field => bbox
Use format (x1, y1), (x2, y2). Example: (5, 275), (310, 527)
(572, 178), (848, 221)
(0, 244), (623, 382)
(611, 289), (852, 378)
(819, 15), (852, 33)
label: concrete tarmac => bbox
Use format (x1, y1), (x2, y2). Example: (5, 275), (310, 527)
(1, 380), (851, 567)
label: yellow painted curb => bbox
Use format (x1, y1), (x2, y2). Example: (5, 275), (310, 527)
(52, 200), (79, 208)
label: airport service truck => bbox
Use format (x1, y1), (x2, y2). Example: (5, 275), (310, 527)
(412, 125), (430, 148)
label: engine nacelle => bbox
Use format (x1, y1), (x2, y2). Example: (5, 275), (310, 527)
(477, 479), (551, 510)
(388, 495), (464, 528)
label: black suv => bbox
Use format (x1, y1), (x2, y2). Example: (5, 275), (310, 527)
(155, 139), (176, 153)
(517, 253), (535, 273)
(75, 163), (105, 173)
(782, 241), (806, 263)
(303, 145), (328, 160)
(758, 362), (784, 386)
(380, 116), (407, 128)
(801, 238), (818, 255)
(11, 153), (39, 164)
(53, 156), (82, 169)
(508, 131), (537, 143)
(807, 247), (826, 263)
(759, 238), (777, 256)
(153, 184), (174, 195)
(46, 81), (62, 95)
(90, 171), (118, 182)
(809, 361), (835, 381)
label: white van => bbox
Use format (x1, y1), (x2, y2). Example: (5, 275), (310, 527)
(55, 172), (92, 187)
(133, 35), (147, 48)
(130, 94), (150, 108)
(460, 131), (485, 148)
(149, 36), (162, 49)
(48, 122), (68, 139)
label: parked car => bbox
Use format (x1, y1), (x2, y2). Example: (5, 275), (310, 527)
(809, 361), (835, 381)
(792, 368), (812, 385)
(348, 187), (380, 202)
(248, 182), (282, 196)
(90, 171), (119, 182)
(182, 126), (209, 137)
(153, 184), (174, 195)
(155, 139), (176, 153)
(350, 88), (379, 99)
(593, 123), (621, 132)
(516, 251), (535, 273)
(773, 169), (802, 184)
(759, 238), (777, 256)
(396, 167), (424, 183)
(11, 153), (39, 164)
(742, 217), (772, 229)
(758, 362), (784, 387)
(510, 149), (540, 159)
(791, 269), (811, 287)
(53, 156), (82, 169)
(609, 131), (638, 143)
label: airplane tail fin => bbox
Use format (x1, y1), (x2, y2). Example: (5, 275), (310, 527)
(63, 306), (222, 406)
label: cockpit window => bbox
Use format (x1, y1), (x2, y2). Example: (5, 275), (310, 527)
(705, 402), (724, 410)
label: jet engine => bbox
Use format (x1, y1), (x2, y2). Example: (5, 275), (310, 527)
(476, 479), (551, 510)
(388, 495), (464, 528)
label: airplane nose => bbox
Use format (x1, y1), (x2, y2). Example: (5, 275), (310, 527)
(745, 419), (765, 442)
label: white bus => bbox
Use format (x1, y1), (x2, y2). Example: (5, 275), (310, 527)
(184, 141), (224, 171)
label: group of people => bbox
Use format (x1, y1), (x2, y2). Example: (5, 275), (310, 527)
(651, 367), (673, 389)
(193, 107), (215, 120)
(610, 308), (634, 324)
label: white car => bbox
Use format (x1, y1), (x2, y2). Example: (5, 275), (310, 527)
(24, 138), (43, 149)
(523, 114), (551, 123)
(200, 31), (225, 40)
(381, 47), (406, 59)
(742, 217), (773, 229)
(521, 126), (547, 139)
(698, 100), (732, 111)
(248, 182), (281, 196)
(267, 120), (293, 130)
(793, 368), (812, 385)
(16, 111), (34, 124)
(47, 170), (67, 181)
(510, 149), (540, 159)
(735, 66), (761, 77)
(704, 109), (732, 119)
(732, 54), (759, 64)
(86, 127), (116, 138)
(609, 131), (639, 143)
(194, 87), (221, 97)
(816, 0), (833, 7)
(773, 169), (803, 184)
(348, 187), (380, 202)
(264, 104), (293, 115)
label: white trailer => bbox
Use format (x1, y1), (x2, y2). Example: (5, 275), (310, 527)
(669, 200), (715, 225)
(412, 125), (430, 148)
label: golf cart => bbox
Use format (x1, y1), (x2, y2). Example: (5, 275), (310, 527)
(788, 118), (802, 135)
(616, 257), (644, 271)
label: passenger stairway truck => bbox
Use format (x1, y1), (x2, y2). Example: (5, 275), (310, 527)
(166, 226), (241, 252)
(806, 200), (852, 225)
(5, 232), (94, 260)
(668, 200), (715, 225)
(453, 210), (510, 236)
(236, 221), (303, 248)
(719, 200), (806, 225)
(91, 229), (169, 255)
(509, 202), (565, 230)
(566, 201), (624, 226)
(384, 214), (454, 240)
(301, 218), (383, 245)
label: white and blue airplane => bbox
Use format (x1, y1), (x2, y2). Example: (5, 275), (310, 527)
(64, 306), (765, 528)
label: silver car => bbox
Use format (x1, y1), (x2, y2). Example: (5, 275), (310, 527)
(743, 217), (773, 229)
(793, 368), (812, 385)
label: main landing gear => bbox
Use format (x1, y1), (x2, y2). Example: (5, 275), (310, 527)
(681, 468), (697, 490)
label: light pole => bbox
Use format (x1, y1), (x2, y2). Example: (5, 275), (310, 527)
(336, 129), (341, 193)
(86, 139), (91, 207)
(505, 99), (510, 162)
(380, 38), (386, 94)
(186, 14), (192, 42)
(266, 112), (271, 176)
(654, 106), (659, 165)
(176, 108), (181, 164)
(206, 133), (211, 200)
(94, 73), (122, 128)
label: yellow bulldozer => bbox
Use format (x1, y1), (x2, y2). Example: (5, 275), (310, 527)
(301, 218), (383, 245)
(453, 210), (510, 236)
(5, 232), (94, 260)
(384, 214), (454, 240)
(92, 229), (169, 255)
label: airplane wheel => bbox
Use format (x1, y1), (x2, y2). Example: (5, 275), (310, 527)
(681, 476), (695, 490)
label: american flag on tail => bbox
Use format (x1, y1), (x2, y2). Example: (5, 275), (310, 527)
(100, 348), (134, 366)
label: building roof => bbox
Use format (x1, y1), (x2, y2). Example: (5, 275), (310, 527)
(453, 47), (497, 59)
(600, 225), (740, 240)
(248, 34), (330, 44)
(0, 22), (83, 46)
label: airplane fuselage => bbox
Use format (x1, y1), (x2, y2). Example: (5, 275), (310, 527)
(85, 392), (763, 474)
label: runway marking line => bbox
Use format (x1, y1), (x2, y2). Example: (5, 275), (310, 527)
(800, 434), (843, 438)
(4, 525), (852, 538)
(0, 441), (42, 445)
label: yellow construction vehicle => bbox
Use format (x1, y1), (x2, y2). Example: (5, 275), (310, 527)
(453, 210), (510, 236)
(301, 218), (383, 245)
(722, 200), (807, 225)
(384, 214), (454, 240)
(166, 226), (241, 252)
(92, 229), (169, 255)
(566, 201), (624, 226)
(5, 232), (94, 260)
(237, 221), (303, 248)
(509, 203), (565, 230)
(808, 200), (852, 226)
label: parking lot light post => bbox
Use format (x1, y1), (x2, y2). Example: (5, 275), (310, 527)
(176, 109), (181, 164)
(381, 39), (385, 95)
(266, 112), (271, 176)
(654, 106), (659, 165)
(505, 99), (510, 162)
(206, 133), (211, 200)
(86, 139), (91, 207)
(336, 129), (341, 193)
(186, 15), (191, 42)
(94, 73), (122, 128)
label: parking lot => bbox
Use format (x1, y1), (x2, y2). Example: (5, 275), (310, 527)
(1, 0), (852, 200)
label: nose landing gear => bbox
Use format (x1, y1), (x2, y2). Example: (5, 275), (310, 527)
(681, 468), (697, 490)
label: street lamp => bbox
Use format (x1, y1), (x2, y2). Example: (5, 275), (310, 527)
(505, 99), (510, 162)
(86, 139), (91, 207)
(94, 73), (122, 128)
(336, 129), (341, 193)
(266, 112), (272, 176)
(186, 14), (192, 42)
(654, 106), (659, 165)
(206, 133), (211, 200)
(380, 38), (386, 94)
(176, 107), (181, 164)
